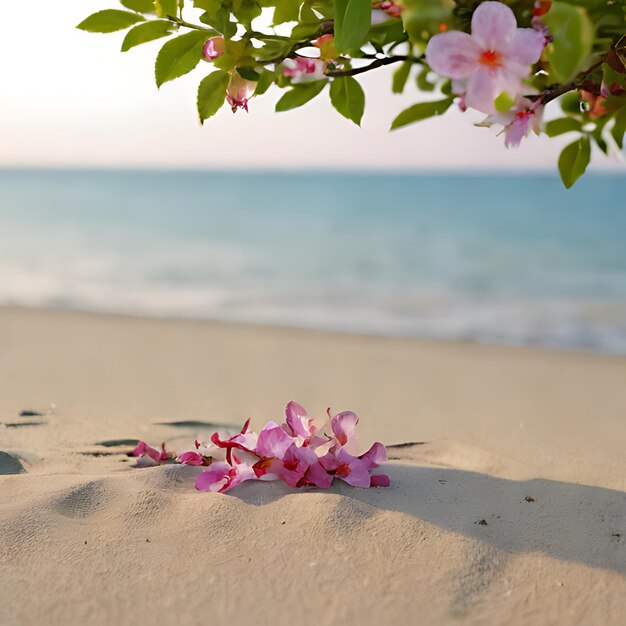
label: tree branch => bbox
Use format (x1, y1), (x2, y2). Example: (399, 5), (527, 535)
(325, 55), (423, 77)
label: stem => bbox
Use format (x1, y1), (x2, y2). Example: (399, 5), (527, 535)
(533, 57), (605, 105)
(325, 55), (423, 77)
(167, 15), (213, 32)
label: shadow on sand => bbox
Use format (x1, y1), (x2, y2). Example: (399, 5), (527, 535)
(234, 463), (626, 576)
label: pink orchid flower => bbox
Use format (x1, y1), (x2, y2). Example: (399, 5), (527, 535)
(282, 401), (318, 443)
(276, 443), (333, 488)
(195, 458), (256, 493)
(426, 1), (546, 114)
(319, 447), (372, 488)
(202, 36), (225, 61)
(226, 75), (256, 113)
(282, 58), (327, 83)
(211, 419), (258, 464)
(330, 409), (359, 447)
(479, 97), (544, 147)
(132, 441), (171, 464)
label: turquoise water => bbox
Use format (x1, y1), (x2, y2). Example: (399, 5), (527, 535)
(0, 169), (625, 354)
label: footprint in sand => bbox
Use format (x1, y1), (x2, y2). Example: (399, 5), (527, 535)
(0, 451), (26, 475)
(54, 480), (111, 519)
(1, 408), (50, 429)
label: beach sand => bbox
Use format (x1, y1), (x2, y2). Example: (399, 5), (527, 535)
(1, 306), (625, 625)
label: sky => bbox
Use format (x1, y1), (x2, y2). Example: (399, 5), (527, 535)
(0, 1), (623, 172)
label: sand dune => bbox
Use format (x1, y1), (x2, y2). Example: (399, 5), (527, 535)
(1, 307), (625, 625)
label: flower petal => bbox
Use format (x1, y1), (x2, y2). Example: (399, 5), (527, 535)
(342, 461), (372, 488)
(195, 463), (231, 492)
(426, 31), (480, 79)
(370, 474), (391, 488)
(471, 1), (518, 50)
(177, 451), (204, 466)
(466, 66), (522, 114)
(359, 442), (387, 469)
(255, 421), (293, 458)
(505, 28), (546, 66)
(330, 410), (359, 447)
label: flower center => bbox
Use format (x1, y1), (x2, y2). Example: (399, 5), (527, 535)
(479, 50), (502, 68)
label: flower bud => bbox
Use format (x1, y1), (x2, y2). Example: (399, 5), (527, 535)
(203, 37), (225, 61)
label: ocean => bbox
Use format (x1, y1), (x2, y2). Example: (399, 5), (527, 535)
(1, 169), (625, 354)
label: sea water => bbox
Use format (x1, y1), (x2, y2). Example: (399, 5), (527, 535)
(0, 169), (625, 354)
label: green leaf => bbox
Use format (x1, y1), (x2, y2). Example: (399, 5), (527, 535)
(334, 0), (371, 54)
(494, 91), (515, 113)
(155, 31), (209, 87)
(76, 10), (145, 33)
(120, 0), (156, 12)
(558, 137), (591, 189)
(544, 117), (583, 137)
(543, 2), (594, 83)
(611, 107), (626, 149)
(274, 0), (301, 24)
(390, 97), (453, 130)
(254, 70), (275, 96)
(329, 76), (365, 125)
(197, 70), (230, 123)
(392, 62), (411, 95)
(154, 0), (179, 18)
(237, 66), (261, 81)
(121, 20), (175, 51)
(275, 81), (327, 112)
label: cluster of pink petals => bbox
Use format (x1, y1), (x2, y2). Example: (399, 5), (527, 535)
(426, 2), (546, 114)
(226, 75), (256, 113)
(379, 1), (403, 18)
(132, 402), (390, 494)
(202, 36), (225, 61)
(282, 58), (327, 83)
(478, 97), (544, 148)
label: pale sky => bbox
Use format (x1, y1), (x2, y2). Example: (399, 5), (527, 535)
(0, 1), (622, 171)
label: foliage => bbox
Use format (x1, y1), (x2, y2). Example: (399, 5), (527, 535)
(77, 0), (626, 187)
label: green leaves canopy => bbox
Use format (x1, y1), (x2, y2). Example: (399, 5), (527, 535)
(77, 0), (626, 187)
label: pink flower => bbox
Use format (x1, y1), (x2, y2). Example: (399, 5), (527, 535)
(255, 420), (293, 459)
(479, 97), (543, 147)
(282, 401), (318, 443)
(211, 419), (258, 464)
(330, 409), (359, 447)
(203, 37), (225, 61)
(313, 34), (337, 61)
(319, 447), (372, 488)
(425, 1), (546, 113)
(276, 443), (334, 488)
(379, 1), (403, 18)
(282, 58), (327, 83)
(132, 441), (171, 464)
(195, 459), (256, 493)
(177, 450), (205, 466)
(226, 75), (256, 113)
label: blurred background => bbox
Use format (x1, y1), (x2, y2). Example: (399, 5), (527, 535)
(1, 1), (625, 356)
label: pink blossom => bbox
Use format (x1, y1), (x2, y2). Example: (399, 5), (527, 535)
(319, 447), (372, 488)
(274, 443), (333, 488)
(479, 97), (543, 147)
(203, 37), (225, 61)
(130, 402), (390, 492)
(132, 441), (171, 464)
(282, 58), (327, 83)
(330, 410), (359, 447)
(379, 1), (403, 18)
(195, 459), (256, 493)
(211, 418), (258, 463)
(226, 75), (256, 113)
(283, 401), (317, 443)
(425, 2), (546, 113)
(255, 420), (293, 459)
